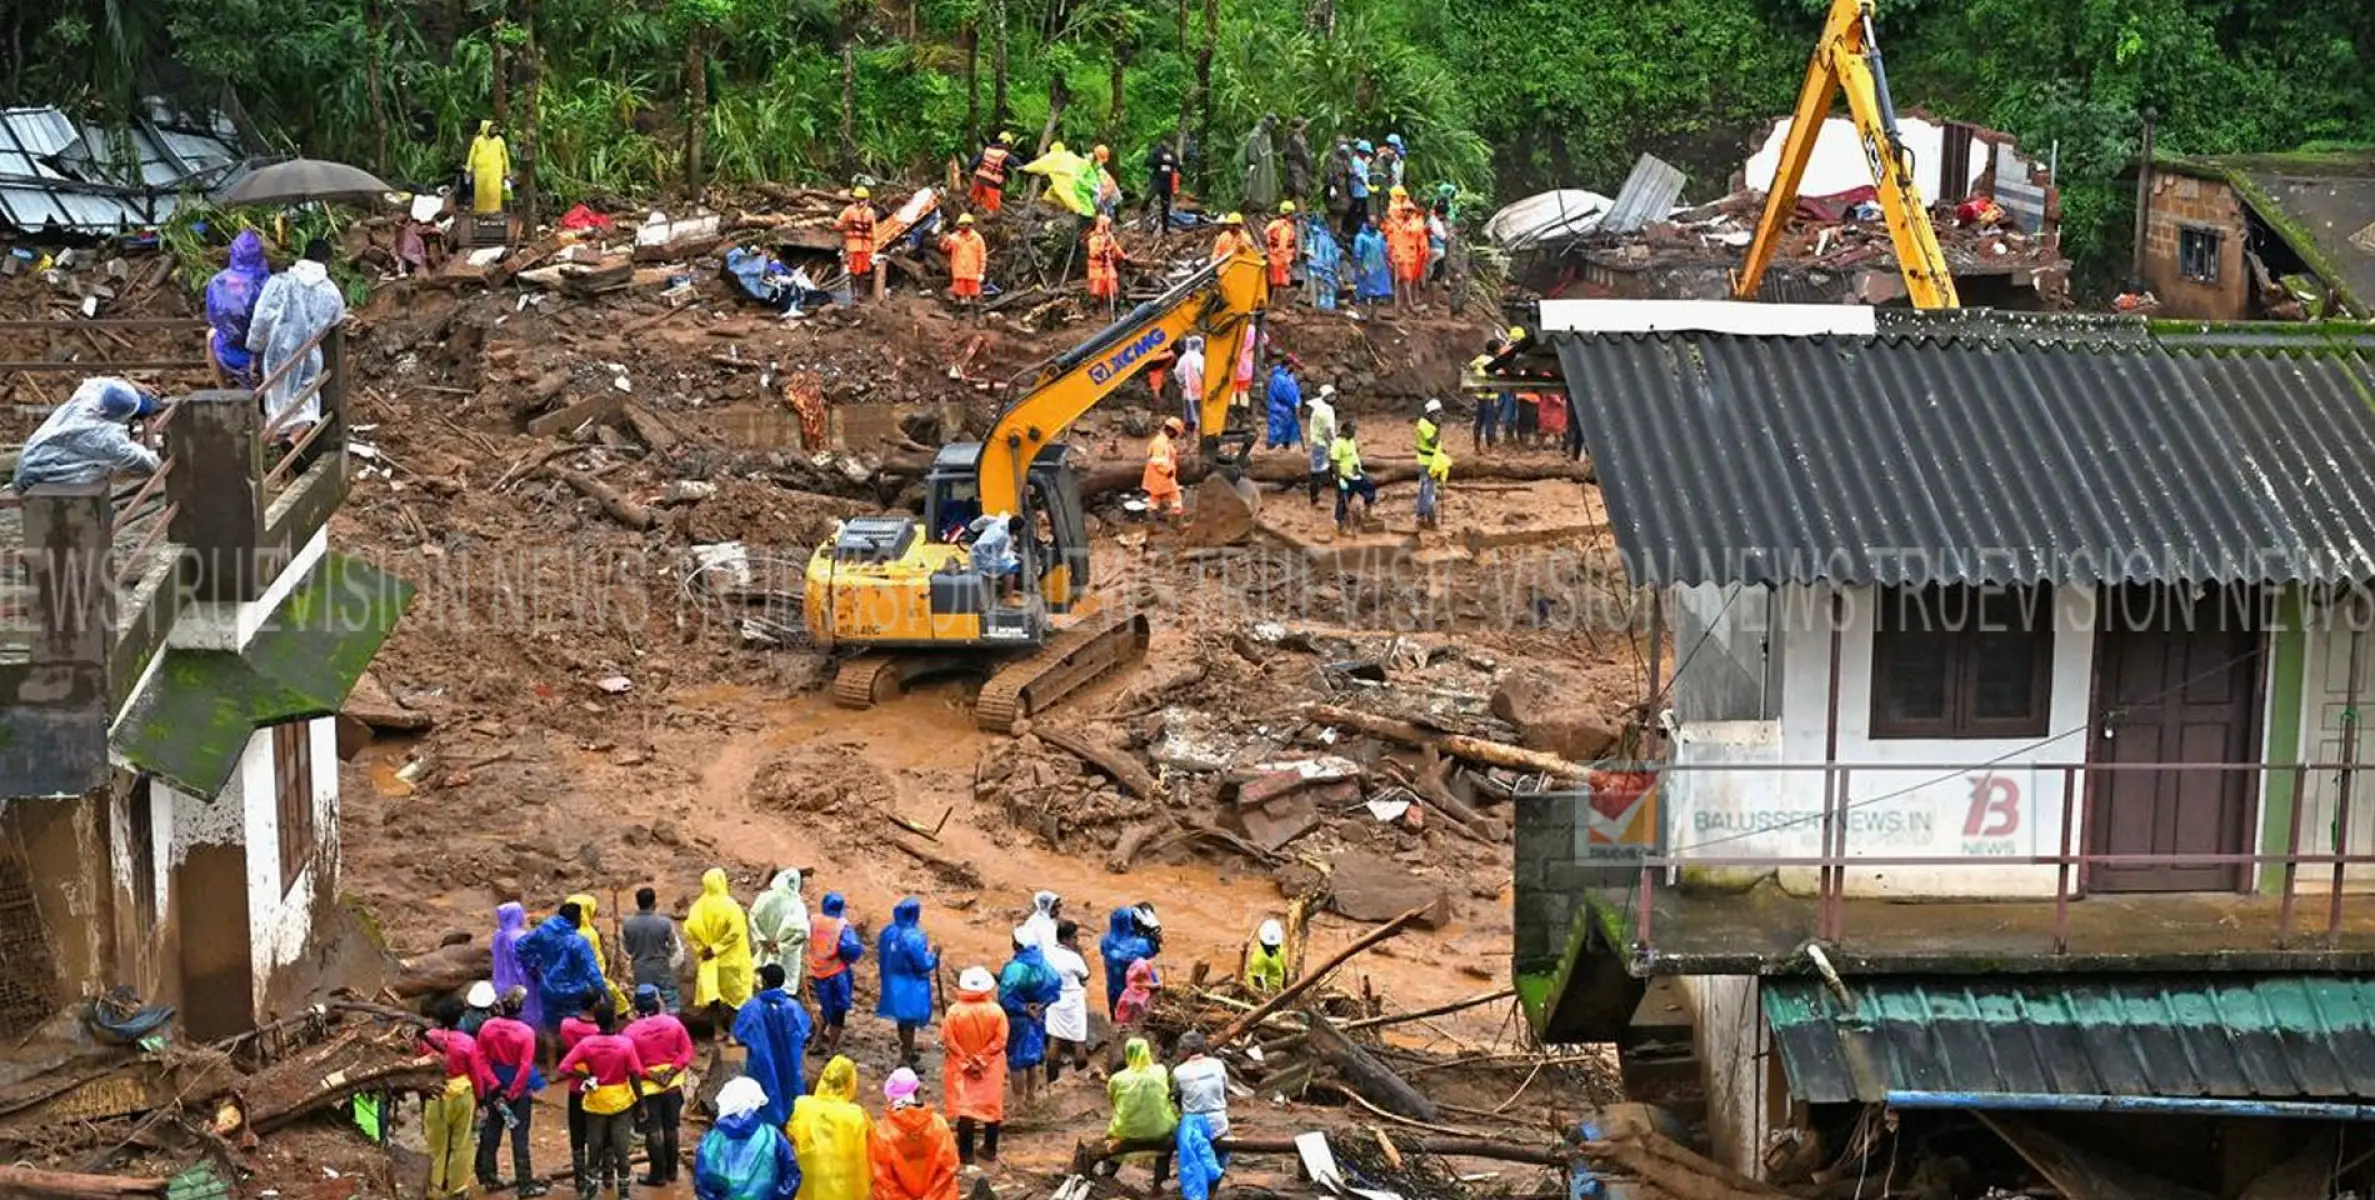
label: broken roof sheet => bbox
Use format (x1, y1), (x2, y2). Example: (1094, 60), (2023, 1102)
(1600, 154), (1686, 236)
(0, 101), (248, 234)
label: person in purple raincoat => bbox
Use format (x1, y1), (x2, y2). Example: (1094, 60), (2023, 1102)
(204, 231), (270, 388)
(491, 902), (541, 1032)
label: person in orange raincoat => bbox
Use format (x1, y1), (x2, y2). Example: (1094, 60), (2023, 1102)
(970, 132), (1016, 215)
(1141, 417), (1184, 521)
(835, 188), (878, 299)
(942, 214), (988, 314)
(1086, 215), (1125, 317)
(1385, 188), (1429, 308)
(871, 1068), (960, 1200)
(1211, 212), (1253, 263)
(941, 966), (1010, 1166)
(1263, 202), (1300, 292)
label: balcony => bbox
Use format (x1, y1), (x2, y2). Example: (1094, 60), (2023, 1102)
(1527, 759), (2375, 981)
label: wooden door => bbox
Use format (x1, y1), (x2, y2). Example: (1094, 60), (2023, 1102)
(2302, 620), (2375, 887)
(2086, 586), (2263, 893)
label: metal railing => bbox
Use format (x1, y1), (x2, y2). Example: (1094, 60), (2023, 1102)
(251, 321), (343, 498)
(110, 397), (181, 585)
(1613, 759), (2375, 954)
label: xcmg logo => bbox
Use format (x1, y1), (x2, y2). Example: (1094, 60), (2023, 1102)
(1088, 328), (1170, 385)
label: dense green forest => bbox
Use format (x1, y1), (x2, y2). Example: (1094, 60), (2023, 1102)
(5, 0), (2372, 283)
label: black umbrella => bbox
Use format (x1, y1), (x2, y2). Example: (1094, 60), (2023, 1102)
(213, 158), (395, 207)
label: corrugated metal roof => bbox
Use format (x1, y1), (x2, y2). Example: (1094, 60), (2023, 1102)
(1601, 153), (1687, 236)
(0, 102), (245, 234)
(1764, 975), (2375, 1105)
(1554, 327), (2375, 587)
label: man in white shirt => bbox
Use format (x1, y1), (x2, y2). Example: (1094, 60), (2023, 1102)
(1171, 1031), (1230, 1139)
(1043, 919), (1093, 1081)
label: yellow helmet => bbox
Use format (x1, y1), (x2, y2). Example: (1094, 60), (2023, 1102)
(1224, 212), (1244, 226)
(1390, 185), (1408, 197)
(957, 213), (976, 226)
(1506, 325), (1526, 342)
(998, 131), (1014, 144)
(1278, 200), (1296, 214)
(853, 186), (871, 199)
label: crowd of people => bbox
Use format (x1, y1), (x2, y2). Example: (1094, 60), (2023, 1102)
(412, 875), (1290, 1198)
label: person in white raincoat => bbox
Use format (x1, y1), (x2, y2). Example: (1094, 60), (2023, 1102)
(747, 868), (810, 991)
(1020, 892), (1062, 956)
(11, 377), (161, 493)
(1174, 336), (1206, 434)
(1042, 918), (1092, 1080)
(247, 239), (346, 438)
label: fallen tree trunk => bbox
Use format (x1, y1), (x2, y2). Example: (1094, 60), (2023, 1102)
(1212, 905), (1425, 1046)
(392, 941), (492, 999)
(1088, 1134), (1568, 1168)
(1306, 703), (1585, 780)
(1342, 986), (1516, 1033)
(0, 1166), (169, 1199)
(885, 830), (983, 887)
(1036, 726), (1161, 800)
(247, 1056), (446, 1134)
(1581, 1133), (1797, 1200)
(550, 467), (657, 531)
(1303, 1010), (1439, 1122)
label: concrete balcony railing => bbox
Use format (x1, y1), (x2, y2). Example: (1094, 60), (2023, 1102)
(1524, 758), (2375, 978)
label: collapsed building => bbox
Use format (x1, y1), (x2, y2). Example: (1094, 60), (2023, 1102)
(1491, 115), (2069, 309)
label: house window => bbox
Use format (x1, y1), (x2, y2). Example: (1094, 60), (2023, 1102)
(2179, 227), (2222, 283)
(1871, 586), (2054, 739)
(273, 722), (314, 892)
(127, 776), (156, 931)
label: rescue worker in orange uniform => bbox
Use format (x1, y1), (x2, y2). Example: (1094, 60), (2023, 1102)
(942, 214), (988, 315)
(1142, 417), (1184, 522)
(1263, 201), (1300, 293)
(1211, 212), (1254, 264)
(941, 966), (1010, 1166)
(970, 133), (1016, 215)
(835, 187), (878, 300)
(1086, 214), (1126, 317)
(1385, 187), (1429, 309)
(807, 892), (865, 1060)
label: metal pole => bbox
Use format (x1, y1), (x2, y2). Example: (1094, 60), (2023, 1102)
(1821, 589), (1847, 941)
(2055, 765), (2077, 953)
(2280, 766), (2309, 947)
(2331, 625), (2364, 938)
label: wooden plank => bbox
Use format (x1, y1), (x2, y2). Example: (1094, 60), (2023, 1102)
(524, 392), (624, 438)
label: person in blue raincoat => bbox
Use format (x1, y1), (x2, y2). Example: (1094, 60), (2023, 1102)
(731, 962), (811, 1128)
(1264, 359), (1302, 450)
(877, 897), (939, 1068)
(997, 927), (1062, 1110)
(1352, 219), (1392, 304)
(1301, 216), (1341, 311)
(516, 901), (604, 1035)
(1098, 908), (1153, 1019)
(695, 1075), (800, 1200)
(1175, 1112), (1226, 1200)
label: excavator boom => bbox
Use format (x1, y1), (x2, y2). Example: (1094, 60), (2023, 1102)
(1734, 0), (1960, 308)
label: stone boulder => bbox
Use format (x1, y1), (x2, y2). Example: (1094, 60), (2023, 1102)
(1491, 665), (1622, 762)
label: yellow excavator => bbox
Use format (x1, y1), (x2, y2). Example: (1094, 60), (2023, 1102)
(1734, 0), (1959, 308)
(803, 245), (1270, 732)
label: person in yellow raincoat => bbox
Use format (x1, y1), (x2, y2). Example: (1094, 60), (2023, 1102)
(1100, 1037), (1179, 1185)
(687, 868), (756, 1041)
(467, 120), (509, 214)
(790, 1055), (874, 1200)
(1244, 920), (1286, 993)
(565, 891), (631, 1016)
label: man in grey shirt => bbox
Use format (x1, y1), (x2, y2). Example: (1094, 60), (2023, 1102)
(1172, 1030), (1231, 1138)
(620, 886), (686, 1012)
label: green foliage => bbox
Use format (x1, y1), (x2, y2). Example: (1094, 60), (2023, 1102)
(5, 0), (2370, 295)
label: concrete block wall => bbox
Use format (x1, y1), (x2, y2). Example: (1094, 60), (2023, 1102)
(2143, 173), (2250, 319)
(1514, 788), (1591, 971)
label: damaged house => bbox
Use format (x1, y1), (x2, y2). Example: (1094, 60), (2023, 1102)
(2130, 151), (2375, 321)
(0, 100), (252, 235)
(2, 335), (408, 1044)
(1499, 115), (2067, 309)
(1515, 302), (2375, 1197)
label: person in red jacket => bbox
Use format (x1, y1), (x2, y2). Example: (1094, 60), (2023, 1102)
(557, 1005), (649, 1193)
(472, 987), (546, 1195)
(421, 999), (493, 1200)
(623, 985), (696, 1187)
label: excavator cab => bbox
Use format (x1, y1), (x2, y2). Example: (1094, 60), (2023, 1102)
(921, 441), (1092, 619)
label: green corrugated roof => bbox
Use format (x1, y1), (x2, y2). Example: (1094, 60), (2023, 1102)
(116, 553), (413, 797)
(1764, 975), (2375, 1105)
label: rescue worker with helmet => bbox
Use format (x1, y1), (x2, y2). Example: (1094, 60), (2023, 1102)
(971, 132), (1016, 215)
(1211, 212), (1254, 264)
(835, 186), (878, 301)
(1263, 201), (1300, 293)
(1415, 397), (1451, 530)
(941, 214), (988, 315)
(1142, 417), (1185, 523)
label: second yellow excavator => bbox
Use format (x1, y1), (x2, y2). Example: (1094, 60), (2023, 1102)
(1735, 0), (1960, 309)
(803, 246), (1270, 731)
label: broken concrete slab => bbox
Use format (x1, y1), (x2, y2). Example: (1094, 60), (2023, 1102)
(1234, 791), (1322, 852)
(1327, 850), (1453, 928)
(343, 670), (433, 734)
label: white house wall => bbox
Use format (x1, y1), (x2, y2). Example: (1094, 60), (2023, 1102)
(238, 717), (337, 1015)
(1679, 975), (1771, 1178)
(163, 525), (329, 652)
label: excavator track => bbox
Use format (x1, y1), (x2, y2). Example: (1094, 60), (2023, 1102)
(832, 654), (906, 710)
(974, 608), (1152, 734)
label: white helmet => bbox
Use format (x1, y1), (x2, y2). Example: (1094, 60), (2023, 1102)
(1424, 398), (1443, 415)
(1258, 919), (1285, 948)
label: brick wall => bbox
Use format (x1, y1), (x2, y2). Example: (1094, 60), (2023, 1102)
(2142, 173), (2250, 319)
(1513, 788), (1586, 972)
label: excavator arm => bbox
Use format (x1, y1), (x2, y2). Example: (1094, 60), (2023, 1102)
(975, 245), (1269, 517)
(1734, 0), (1960, 309)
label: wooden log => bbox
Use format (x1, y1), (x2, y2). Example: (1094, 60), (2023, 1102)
(551, 468), (656, 531)
(1341, 987), (1516, 1033)
(1211, 906), (1426, 1047)
(621, 403), (682, 455)
(248, 1056), (447, 1133)
(1305, 703), (1585, 780)
(391, 941), (491, 999)
(1036, 726), (1161, 800)
(1089, 1134), (1568, 1168)
(0, 1166), (169, 1198)
(1303, 1009), (1439, 1122)
(1580, 1133), (1798, 1200)
(524, 391), (622, 437)
(885, 829), (982, 887)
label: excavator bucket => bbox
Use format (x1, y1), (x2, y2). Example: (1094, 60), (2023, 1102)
(1183, 431), (1261, 545)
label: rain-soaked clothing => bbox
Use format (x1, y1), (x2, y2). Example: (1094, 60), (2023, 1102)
(1175, 1113), (1226, 1200)
(876, 899), (938, 1027)
(1044, 942), (1091, 1045)
(10, 377), (158, 493)
(1265, 365), (1301, 449)
(1240, 123), (1280, 211)
(1114, 958), (1157, 1026)
(247, 258), (345, 432)
(1021, 893), (1062, 957)
(468, 121), (509, 213)
(565, 892), (622, 1013)
(696, 1102), (801, 1200)
(733, 985), (812, 1128)
(790, 1056), (873, 1200)
(808, 893), (865, 1026)
(1302, 218), (1342, 310)
(205, 231), (269, 385)
(1106, 1038), (1179, 1142)
(1245, 939), (1286, 994)
(1174, 340), (1206, 433)
(997, 945), (1061, 1070)
(871, 1098), (961, 1200)
(750, 869), (811, 976)
(517, 912), (604, 1033)
(940, 982), (1009, 1122)
(688, 868), (756, 1010)
(490, 902), (537, 1029)
(1098, 909), (1153, 1018)
(1353, 225), (1392, 302)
